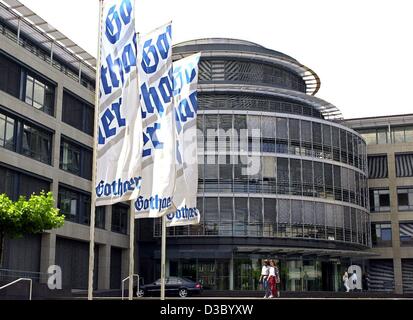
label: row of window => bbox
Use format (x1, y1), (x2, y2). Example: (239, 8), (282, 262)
(359, 126), (413, 145)
(0, 108), (92, 180)
(199, 60), (306, 92)
(201, 155), (368, 208)
(372, 222), (413, 246)
(57, 186), (128, 233)
(156, 197), (370, 246)
(199, 94), (323, 119)
(0, 51), (94, 135)
(198, 113), (367, 172)
(369, 187), (413, 212)
(368, 154), (413, 179)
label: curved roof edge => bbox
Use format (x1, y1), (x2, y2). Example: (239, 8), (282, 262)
(173, 38), (321, 97)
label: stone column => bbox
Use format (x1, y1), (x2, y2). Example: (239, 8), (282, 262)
(39, 232), (56, 284)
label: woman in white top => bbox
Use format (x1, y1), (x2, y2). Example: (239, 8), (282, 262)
(259, 259), (270, 298)
(342, 271), (350, 292)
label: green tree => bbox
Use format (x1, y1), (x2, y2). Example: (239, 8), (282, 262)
(0, 191), (64, 266)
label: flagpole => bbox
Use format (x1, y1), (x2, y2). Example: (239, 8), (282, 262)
(88, 0), (104, 301)
(128, 201), (135, 300)
(160, 214), (167, 300)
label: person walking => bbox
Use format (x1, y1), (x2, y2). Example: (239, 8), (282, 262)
(259, 259), (270, 298)
(268, 259), (280, 298)
(342, 271), (350, 292)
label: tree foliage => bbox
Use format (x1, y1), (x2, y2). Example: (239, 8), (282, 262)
(0, 191), (65, 265)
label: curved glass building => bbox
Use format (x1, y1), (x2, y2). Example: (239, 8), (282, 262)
(143, 39), (371, 292)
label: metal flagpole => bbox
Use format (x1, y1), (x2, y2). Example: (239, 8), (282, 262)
(160, 214), (167, 300)
(88, 0), (104, 301)
(128, 201), (135, 300)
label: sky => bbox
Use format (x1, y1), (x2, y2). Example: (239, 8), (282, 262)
(17, 0), (413, 119)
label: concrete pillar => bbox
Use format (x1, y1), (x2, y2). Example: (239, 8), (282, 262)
(98, 244), (111, 290)
(39, 232), (56, 284)
(393, 258), (403, 294)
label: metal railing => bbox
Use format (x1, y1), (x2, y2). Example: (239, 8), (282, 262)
(0, 278), (32, 300)
(121, 274), (140, 300)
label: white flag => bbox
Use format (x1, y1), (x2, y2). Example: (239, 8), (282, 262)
(166, 53), (201, 227)
(95, 0), (142, 206)
(134, 22), (176, 218)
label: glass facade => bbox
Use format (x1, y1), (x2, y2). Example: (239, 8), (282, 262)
(149, 39), (372, 292)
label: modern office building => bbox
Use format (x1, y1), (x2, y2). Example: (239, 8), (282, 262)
(0, 0), (132, 294)
(137, 38), (373, 293)
(345, 115), (413, 294)
(1, 0), (412, 297)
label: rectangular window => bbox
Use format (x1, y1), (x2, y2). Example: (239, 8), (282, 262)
(95, 206), (106, 229)
(395, 153), (413, 177)
(22, 123), (52, 165)
(369, 188), (390, 212)
(58, 186), (91, 225)
(368, 155), (388, 179)
(0, 113), (15, 151)
(397, 187), (413, 211)
(0, 165), (50, 200)
(24, 73), (55, 115)
(60, 137), (92, 180)
(111, 204), (128, 234)
(0, 108), (53, 165)
(400, 223), (413, 243)
(372, 223), (392, 246)
(0, 52), (21, 98)
(62, 90), (94, 135)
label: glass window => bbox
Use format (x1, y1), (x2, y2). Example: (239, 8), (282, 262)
(392, 127), (405, 144)
(397, 188), (413, 211)
(262, 156), (276, 193)
(220, 198), (233, 222)
(205, 197), (219, 222)
(261, 117), (275, 138)
(62, 91), (94, 135)
(290, 159), (302, 196)
(372, 223), (392, 246)
(60, 139), (80, 176)
(377, 129), (388, 144)
(276, 118), (288, 140)
(278, 199), (290, 224)
(0, 165), (50, 201)
(0, 52), (21, 98)
(0, 112), (16, 151)
(368, 155), (388, 179)
(58, 186), (90, 225)
(400, 223), (413, 243)
(25, 74), (55, 115)
(369, 189), (390, 212)
(22, 123), (52, 165)
(405, 127), (413, 143)
(248, 197), (261, 220)
(301, 120), (312, 143)
(263, 198), (276, 224)
(112, 204), (128, 234)
(395, 153), (413, 177)
(302, 160), (313, 197)
(96, 206), (106, 229)
(277, 158), (289, 194)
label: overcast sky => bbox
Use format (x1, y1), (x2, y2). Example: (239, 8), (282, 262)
(17, 0), (413, 119)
